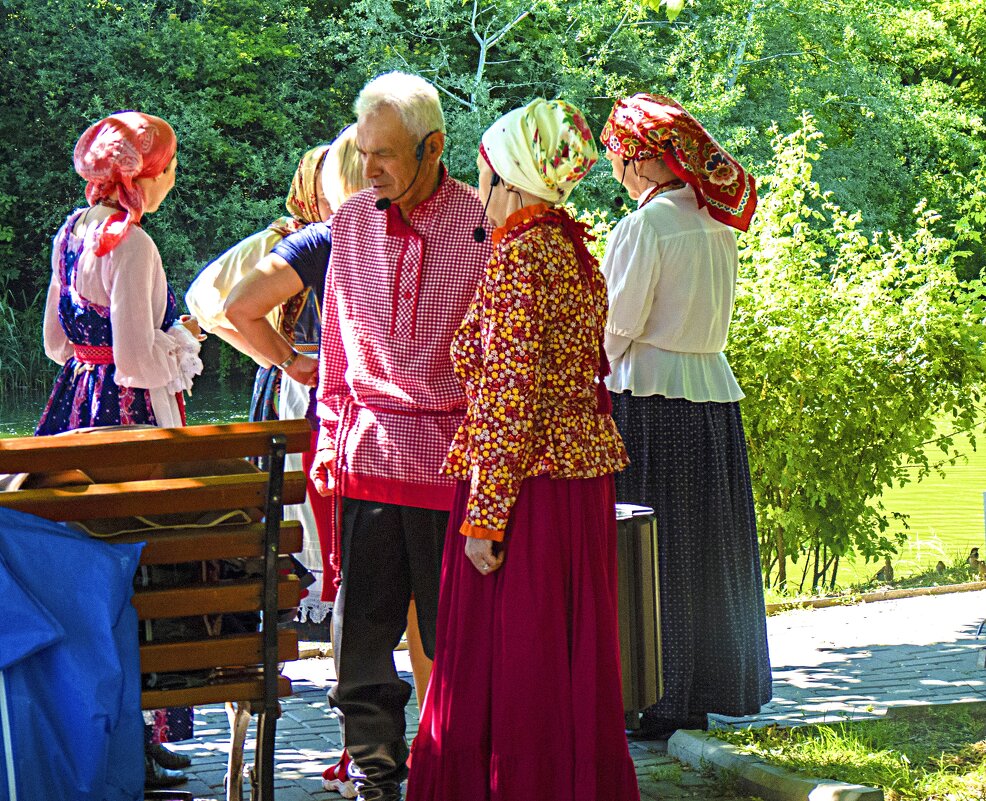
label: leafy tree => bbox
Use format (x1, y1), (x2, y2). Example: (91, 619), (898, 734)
(0, 0), (355, 384)
(2, 0), (986, 584)
(716, 0), (986, 276)
(729, 116), (986, 589)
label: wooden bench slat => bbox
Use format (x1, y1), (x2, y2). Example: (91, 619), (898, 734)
(2, 420), (306, 755)
(107, 521), (304, 563)
(0, 472), (306, 521)
(134, 577), (300, 620)
(141, 675), (293, 710)
(140, 630), (298, 673)
(0, 419), (311, 474)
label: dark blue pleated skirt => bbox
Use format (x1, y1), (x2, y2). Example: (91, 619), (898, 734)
(611, 391), (772, 721)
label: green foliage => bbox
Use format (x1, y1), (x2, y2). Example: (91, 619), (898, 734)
(730, 116), (986, 589)
(0, 285), (55, 401)
(0, 0), (360, 377)
(642, 0), (686, 21)
(2, 0), (986, 579)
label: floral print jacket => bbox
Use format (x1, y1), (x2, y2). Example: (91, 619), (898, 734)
(443, 204), (629, 541)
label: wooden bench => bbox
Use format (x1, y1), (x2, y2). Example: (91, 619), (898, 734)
(0, 419), (312, 801)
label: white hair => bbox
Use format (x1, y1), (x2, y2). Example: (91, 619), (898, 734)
(354, 72), (446, 139)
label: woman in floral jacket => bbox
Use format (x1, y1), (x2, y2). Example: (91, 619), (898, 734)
(407, 99), (639, 801)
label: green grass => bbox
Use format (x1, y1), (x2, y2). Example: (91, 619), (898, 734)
(870, 427), (986, 578)
(763, 556), (980, 610)
(712, 706), (986, 801)
(0, 291), (52, 401)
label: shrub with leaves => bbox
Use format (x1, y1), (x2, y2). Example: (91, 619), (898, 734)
(730, 115), (986, 589)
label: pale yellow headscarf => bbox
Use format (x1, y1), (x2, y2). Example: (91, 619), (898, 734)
(480, 98), (598, 203)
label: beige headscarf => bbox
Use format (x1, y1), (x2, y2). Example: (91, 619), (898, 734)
(480, 98), (597, 203)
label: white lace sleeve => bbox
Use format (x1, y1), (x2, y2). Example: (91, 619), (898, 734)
(164, 322), (204, 393)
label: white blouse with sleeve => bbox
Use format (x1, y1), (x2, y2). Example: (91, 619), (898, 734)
(600, 186), (744, 402)
(184, 228), (283, 333)
(42, 219), (75, 366)
(43, 214), (201, 426)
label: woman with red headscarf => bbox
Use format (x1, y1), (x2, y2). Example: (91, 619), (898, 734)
(36, 111), (202, 436)
(599, 94), (771, 739)
(35, 111), (202, 789)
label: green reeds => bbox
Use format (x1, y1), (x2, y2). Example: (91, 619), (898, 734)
(0, 287), (54, 402)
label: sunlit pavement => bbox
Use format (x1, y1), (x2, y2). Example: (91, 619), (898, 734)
(169, 588), (986, 799)
(715, 587), (986, 729)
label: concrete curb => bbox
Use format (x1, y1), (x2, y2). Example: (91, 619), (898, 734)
(765, 580), (986, 615)
(667, 730), (884, 801)
(297, 642), (332, 659)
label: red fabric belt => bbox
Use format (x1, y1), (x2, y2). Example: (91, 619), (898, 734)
(74, 345), (114, 365)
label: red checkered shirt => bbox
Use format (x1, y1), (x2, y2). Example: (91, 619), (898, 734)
(315, 172), (492, 510)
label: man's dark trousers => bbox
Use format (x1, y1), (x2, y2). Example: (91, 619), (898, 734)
(330, 498), (448, 799)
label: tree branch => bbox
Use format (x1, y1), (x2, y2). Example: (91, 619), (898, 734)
(392, 48), (472, 110)
(742, 50), (812, 65)
(471, 0), (483, 46)
(601, 8), (630, 53)
(488, 3), (535, 49)
(727, 0), (760, 90)
(434, 80), (474, 110)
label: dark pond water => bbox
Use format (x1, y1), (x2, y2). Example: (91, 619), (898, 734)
(0, 383), (251, 438)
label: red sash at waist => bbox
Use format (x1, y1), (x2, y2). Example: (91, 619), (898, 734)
(74, 345), (114, 365)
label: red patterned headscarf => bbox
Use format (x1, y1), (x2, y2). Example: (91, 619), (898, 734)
(73, 111), (177, 256)
(600, 94), (757, 232)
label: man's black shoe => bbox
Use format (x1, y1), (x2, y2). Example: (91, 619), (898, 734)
(145, 755), (188, 789)
(149, 742), (193, 770)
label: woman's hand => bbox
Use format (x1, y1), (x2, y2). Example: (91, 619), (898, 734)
(465, 536), (505, 576)
(310, 447), (336, 496)
(179, 314), (206, 341)
(285, 353), (318, 388)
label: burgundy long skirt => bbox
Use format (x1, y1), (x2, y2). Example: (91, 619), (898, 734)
(406, 474), (640, 801)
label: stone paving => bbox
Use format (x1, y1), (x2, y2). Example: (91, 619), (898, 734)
(168, 587), (986, 800)
(714, 587), (986, 729)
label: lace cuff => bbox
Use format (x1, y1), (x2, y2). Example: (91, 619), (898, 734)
(165, 324), (204, 393)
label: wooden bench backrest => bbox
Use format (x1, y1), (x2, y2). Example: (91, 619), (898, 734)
(0, 419), (312, 712)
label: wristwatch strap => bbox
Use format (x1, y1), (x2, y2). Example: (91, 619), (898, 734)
(278, 349), (298, 371)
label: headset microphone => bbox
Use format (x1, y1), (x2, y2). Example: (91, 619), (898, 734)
(375, 131), (436, 211)
(472, 173), (501, 243)
(612, 158), (630, 210)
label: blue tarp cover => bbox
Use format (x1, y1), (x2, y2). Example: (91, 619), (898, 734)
(0, 507), (144, 801)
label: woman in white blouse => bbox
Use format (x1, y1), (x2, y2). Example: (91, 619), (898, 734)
(37, 111), (202, 435)
(598, 94), (771, 739)
(35, 110), (204, 789)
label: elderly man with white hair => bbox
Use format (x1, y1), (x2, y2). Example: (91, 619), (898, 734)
(310, 72), (492, 801)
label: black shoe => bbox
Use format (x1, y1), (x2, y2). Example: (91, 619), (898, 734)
(628, 713), (709, 741)
(347, 740), (408, 801)
(149, 742), (192, 770)
(627, 719), (678, 741)
(145, 755), (188, 789)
